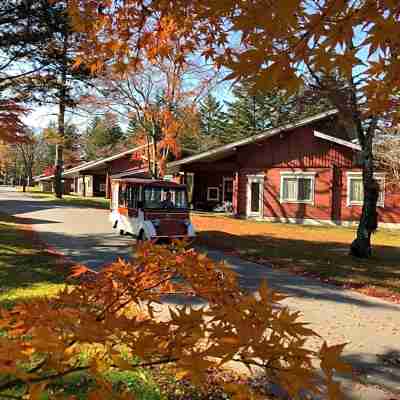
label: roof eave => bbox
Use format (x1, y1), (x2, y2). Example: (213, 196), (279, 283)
(168, 109), (339, 167)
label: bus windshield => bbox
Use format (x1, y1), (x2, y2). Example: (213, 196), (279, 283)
(143, 186), (188, 210)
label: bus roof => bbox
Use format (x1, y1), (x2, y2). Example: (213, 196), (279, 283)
(111, 178), (186, 188)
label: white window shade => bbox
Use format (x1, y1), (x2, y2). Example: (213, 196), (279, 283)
(280, 172), (315, 204)
(347, 173), (385, 207)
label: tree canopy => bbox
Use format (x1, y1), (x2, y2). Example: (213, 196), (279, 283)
(68, 0), (400, 118)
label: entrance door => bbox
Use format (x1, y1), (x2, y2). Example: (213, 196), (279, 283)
(246, 175), (264, 217)
(222, 177), (233, 203)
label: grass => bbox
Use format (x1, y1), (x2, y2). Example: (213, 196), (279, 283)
(192, 214), (400, 296)
(0, 214), (69, 307)
(1, 368), (164, 400)
(0, 213), (165, 400)
(18, 186), (110, 209)
(0, 213), (244, 400)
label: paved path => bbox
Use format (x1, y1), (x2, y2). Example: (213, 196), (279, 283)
(1, 188), (399, 399)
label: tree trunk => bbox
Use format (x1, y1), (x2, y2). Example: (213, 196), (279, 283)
(54, 31), (68, 199)
(54, 143), (63, 198)
(350, 124), (378, 258)
(27, 169), (33, 187)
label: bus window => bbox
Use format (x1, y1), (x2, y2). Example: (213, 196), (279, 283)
(118, 186), (126, 207)
(126, 185), (139, 208)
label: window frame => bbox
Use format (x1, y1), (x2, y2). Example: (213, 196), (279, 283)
(207, 187), (220, 201)
(346, 172), (385, 207)
(280, 171), (316, 205)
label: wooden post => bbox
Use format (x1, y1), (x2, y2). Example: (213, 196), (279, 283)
(233, 171), (239, 216)
(82, 174), (86, 197)
(106, 167), (111, 199)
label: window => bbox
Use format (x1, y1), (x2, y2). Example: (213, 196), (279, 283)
(347, 173), (385, 207)
(280, 172), (315, 204)
(125, 185), (139, 208)
(223, 177), (233, 203)
(207, 187), (219, 201)
(118, 186), (125, 206)
(99, 183), (106, 192)
(143, 186), (188, 209)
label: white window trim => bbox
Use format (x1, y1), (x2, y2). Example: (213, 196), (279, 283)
(246, 174), (265, 217)
(207, 187), (220, 201)
(346, 172), (385, 207)
(280, 171), (316, 205)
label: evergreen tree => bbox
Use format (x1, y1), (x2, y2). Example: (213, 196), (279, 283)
(126, 116), (140, 138)
(83, 114), (125, 160)
(199, 94), (225, 138)
(220, 82), (331, 144)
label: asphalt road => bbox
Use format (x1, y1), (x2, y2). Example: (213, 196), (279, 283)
(1, 186), (399, 399)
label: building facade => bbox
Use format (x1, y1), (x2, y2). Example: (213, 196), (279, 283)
(169, 110), (400, 228)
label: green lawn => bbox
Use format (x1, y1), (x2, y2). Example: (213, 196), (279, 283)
(19, 187), (110, 209)
(0, 214), (165, 399)
(193, 215), (400, 298)
(0, 215), (69, 307)
(0, 214), (248, 400)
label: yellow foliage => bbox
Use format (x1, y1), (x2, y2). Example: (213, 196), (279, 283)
(0, 241), (351, 399)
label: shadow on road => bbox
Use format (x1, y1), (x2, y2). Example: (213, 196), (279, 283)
(0, 211), (61, 225)
(202, 247), (400, 312)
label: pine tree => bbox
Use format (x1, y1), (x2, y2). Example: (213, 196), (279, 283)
(127, 116), (139, 137)
(199, 94), (224, 138)
(220, 82), (331, 144)
(83, 114), (125, 160)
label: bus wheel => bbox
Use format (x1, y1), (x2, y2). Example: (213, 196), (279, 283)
(137, 230), (146, 243)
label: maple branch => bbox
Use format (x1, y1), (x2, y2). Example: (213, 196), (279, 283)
(131, 357), (178, 369)
(0, 366), (89, 392)
(0, 393), (22, 399)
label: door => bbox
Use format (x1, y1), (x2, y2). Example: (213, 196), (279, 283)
(223, 177), (233, 203)
(112, 183), (119, 210)
(246, 175), (264, 217)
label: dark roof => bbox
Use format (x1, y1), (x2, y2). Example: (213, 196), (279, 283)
(112, 178), (186, 188)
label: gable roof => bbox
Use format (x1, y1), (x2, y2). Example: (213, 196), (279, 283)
(34, 144), (147, 182)
(168, 109), (339, 168)
(63, 144), (147, 177)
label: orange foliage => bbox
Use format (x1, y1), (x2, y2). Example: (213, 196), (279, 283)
(0, 242), (351, 399)
(68, 0), (400, 120)
(43, 165), (56, 177)
(0, 100), (28, 143)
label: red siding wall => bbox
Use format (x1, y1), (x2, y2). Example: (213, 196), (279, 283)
(179, 124), (400, 226)
(263, 168), (333, 221)
(109, 156), (143, 174)
(237, 127), (354, 169)
(339, 169), (400, 224)
(235, 126), (354, 219)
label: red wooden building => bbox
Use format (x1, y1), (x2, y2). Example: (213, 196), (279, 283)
(34, 145), (148, 197)
(169, 110), (400, 229)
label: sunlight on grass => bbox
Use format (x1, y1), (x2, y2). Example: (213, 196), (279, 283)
(22, 188), (110, 209)
(193, 215), (400, 295)
(0, 219), (69, 307)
